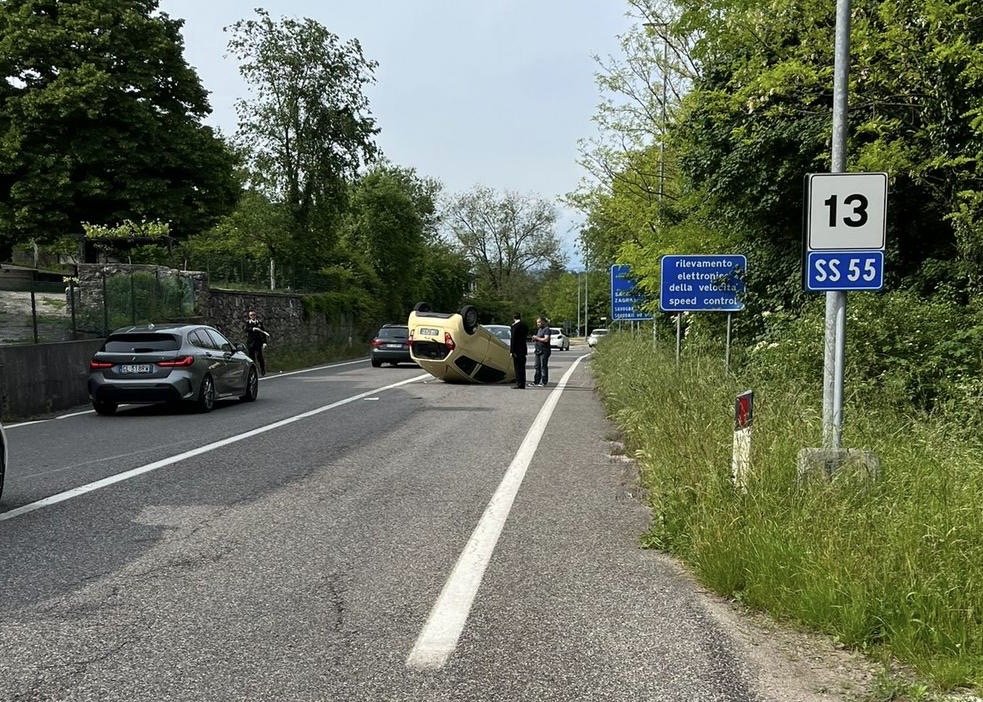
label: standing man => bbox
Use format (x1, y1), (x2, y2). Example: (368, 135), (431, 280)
(532, 316), (552, 387)
(509, 311), (529, 389)
(245, 310), (269, 376)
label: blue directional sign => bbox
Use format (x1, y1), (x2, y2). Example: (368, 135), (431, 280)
(610, 264), (653, 321)
(805, 250), (884, 291)
(660, 255), (747, 312)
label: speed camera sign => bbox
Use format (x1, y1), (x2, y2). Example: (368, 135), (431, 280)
(806, 172), (887, 251)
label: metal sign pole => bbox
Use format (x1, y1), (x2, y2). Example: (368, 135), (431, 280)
(675, 314), (681, 367)
(725, 312), (732, 375)
(822, 0), (852, 450)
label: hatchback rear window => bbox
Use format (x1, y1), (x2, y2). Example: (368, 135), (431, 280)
(377, 327), (408, 340)
(104, 333), (181, 352)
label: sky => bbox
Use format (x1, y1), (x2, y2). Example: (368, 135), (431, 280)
(156, 0), (635, 268)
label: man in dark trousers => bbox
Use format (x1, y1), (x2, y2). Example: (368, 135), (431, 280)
(245, 310), (269, 376)
(509, 311), (529, 389)
(532, 316), (552, 387)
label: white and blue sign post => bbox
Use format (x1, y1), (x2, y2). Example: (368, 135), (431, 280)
(660, 254), (747, 369)
(610, 264), (653, 324)
(803, 172), (888, 449)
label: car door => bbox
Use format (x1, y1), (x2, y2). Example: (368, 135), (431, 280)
(204, 328), (242, 396)
(188, 328), (228, 395)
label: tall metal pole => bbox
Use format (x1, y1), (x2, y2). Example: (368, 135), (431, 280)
(659, 35), (667, 211)
(576, 272), (582, 337)
(823, 0), (852, 449)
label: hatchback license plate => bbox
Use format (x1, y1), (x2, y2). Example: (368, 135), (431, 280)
(385, 343), (404, 349)
(418, 327), (440, 336)
(119, 364), (153, 374)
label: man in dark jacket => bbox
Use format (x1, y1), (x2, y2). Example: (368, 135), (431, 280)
(245, 310), (269, 376)
(509, 311), (529, 389)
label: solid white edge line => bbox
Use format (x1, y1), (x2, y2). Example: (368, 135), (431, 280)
(0, 374), (429, 522)
(405, 354), (589, 670)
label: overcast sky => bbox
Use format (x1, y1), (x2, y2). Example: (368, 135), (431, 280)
(156, 1), (634, 268)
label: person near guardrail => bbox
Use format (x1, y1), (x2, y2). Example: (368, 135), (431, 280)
(245, 310), (269, 376)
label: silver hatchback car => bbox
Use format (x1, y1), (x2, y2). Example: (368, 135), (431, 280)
(88, 324), (259, 415)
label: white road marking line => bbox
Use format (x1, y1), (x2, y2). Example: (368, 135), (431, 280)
(4, 358), (378, 428)
(406, 354), (588, 670)
(0, 374), (429, 523)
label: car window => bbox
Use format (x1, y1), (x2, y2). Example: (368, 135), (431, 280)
(188, 329), (211, 348)
(205, 328), (234, 352)
(378, 326), (408, 340)
(551, 328), (563, 335)
(485, 326), (511, 341)
(104, 333), (180, 352)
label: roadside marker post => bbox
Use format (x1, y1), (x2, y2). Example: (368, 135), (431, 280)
(732, 391), (753, 489)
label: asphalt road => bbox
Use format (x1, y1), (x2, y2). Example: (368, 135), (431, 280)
(0, 350), (831, 701)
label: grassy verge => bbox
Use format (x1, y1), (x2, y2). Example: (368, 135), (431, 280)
(590, 332), (983, 698)
(264, 341), (366, 373)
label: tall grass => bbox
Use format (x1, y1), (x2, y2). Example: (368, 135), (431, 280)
(591, 330), (983, 691)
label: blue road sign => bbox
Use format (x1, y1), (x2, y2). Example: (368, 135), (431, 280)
(660, 255), (747, 312)
(610, 264), (653, 321)
(805, 250), (884, 291)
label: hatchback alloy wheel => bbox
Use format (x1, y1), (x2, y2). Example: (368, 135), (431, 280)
(197, 375), (215, 413)
(240, 368), (259, 402)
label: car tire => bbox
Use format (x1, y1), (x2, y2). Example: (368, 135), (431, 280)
(92, 399), (117, 416)
(371, 358), (382, 368)
(460, 305), (478, 334)
(413, 301), (432, 313)
(240, 368), (259, 402)
(196, 375), (215, 413)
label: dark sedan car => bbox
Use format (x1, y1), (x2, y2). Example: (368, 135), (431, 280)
(88, 324), (259, 415)
(370, 324), (414, 367)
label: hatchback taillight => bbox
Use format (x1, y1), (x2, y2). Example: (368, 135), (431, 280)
(371, 338), (383, 348)
(157, 355), (195, 368)
(444, 332), (455, 350)
(89, 360), (114, 370)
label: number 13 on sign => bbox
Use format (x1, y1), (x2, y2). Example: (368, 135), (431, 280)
(806, 172), (887, 251)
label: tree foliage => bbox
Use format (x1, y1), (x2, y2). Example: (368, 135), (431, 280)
(577, 0), (983, 337)
(0, 0), (239, 258)
(445, 186), (566, 304)
(226, 8), (379, 268)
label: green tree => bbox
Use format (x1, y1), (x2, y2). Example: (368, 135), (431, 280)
(344, 166), (427, 320)
(445, 186), (566, 303)
(0, 0), (239, 259)
(227, 8), (379, 268)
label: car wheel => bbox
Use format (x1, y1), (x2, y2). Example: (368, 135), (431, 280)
(240, 368), (259, 402)
(460, 304), (478, 334)
(196, 375), (215, 413)
(92, 399), (117, 416)
(371, 358), (382, 368)
(413, 301), (432, 313)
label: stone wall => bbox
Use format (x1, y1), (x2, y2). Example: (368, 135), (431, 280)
(205, 289), (356, 349)
(72, 263), (360, 349)
(0, 264), (369, 418)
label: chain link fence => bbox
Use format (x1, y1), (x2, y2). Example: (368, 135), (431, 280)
(0, 268), (198, 344)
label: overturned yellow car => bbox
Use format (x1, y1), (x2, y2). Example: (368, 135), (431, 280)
(408, 303), (516, 384)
